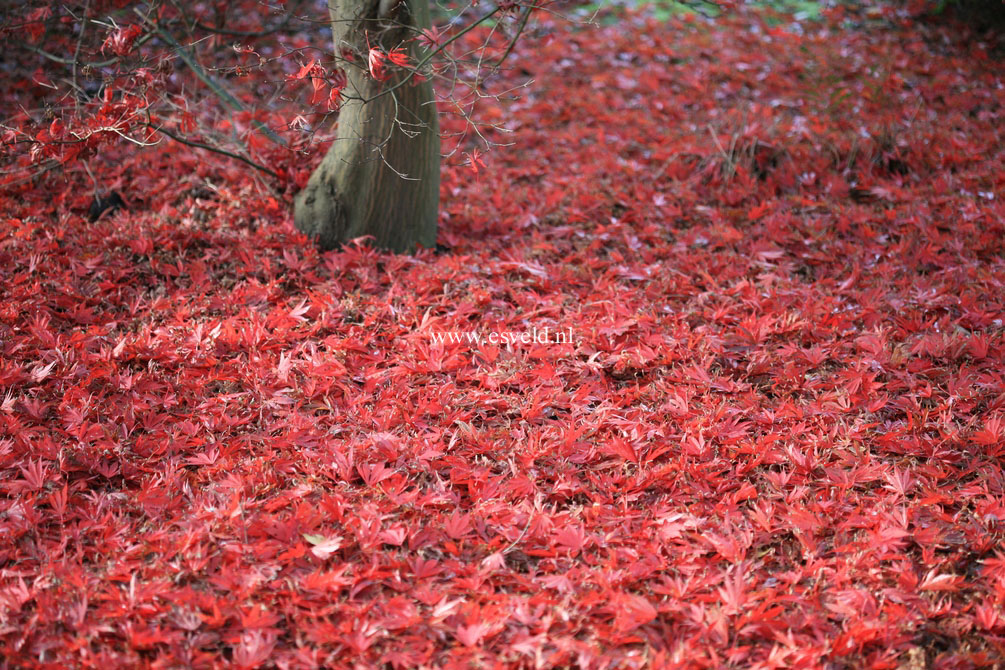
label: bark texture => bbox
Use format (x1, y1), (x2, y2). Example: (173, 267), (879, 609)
(294, 0), (439, 252)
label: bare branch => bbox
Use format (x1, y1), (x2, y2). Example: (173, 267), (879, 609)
(149, 123), (280, 179)
(135, 8), (288, 148)
(492, 4), (533, 71)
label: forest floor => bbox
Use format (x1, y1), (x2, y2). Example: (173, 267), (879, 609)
(1, 3), (1004, 669)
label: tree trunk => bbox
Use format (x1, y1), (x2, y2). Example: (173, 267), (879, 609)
(294, 0), (440, 253)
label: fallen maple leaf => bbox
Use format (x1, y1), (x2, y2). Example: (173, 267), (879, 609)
(304, 534), (343, 559)
(612, 593), (657, 633)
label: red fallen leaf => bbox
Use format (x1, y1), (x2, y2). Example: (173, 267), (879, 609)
(918, 570), (963, 592)
(356, 461), (395, 487)
(882, 467), (914, 498)
(553, 524), (588, 555)
(714, 224), (743, 244)
(304, 534), (343, 559)
(539, 574), (574, 593)
(379, 525), (407, 546)
(232, 630), (277, 669)
(748, 201), (771, 221)
(185, 447), (219, 466)
(46, 484), (68, 517)
(455, 621), (490, 648)
(718, 567), (747, 616)
(612, 594), (657, 633)
(18, 397), (49, 422)
(975, 602), (1001, 632)
(869, 525), (912, 554)
(382, 597), (420, 630)
(982, 553), (1005, 579)
(968, 334), (991, 360)
(603, 435), (638, 463)
(973, 416), (1003, 446)
(239, 605), (282, 629)
(300, 567), (352, 593)
(429, 597), (463, 623)
(368, 432), (400, 460)
(480, 551), (506, 571)
(866, 394), (889, 412)
(730, 482), (758, 504)
(16, 459), (48, 492)
(125, 622), (178, 649)
(442, 511), (472, 540)
(277, 542), (308, 563)
(0, 579), (32, 613)
(410, 557), (441, 579)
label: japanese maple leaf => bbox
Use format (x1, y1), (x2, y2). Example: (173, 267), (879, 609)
(973, 416), (1003, 446)
(185, 448), (218, 467)
(981, 551), (1005, 579)
(455, 621), (490, 648)
(443, 511), (472, 540)
(232, 630), (276, 670)
(379, 526), (407, 546)
(310, 75), (327, 106)
(386, 47), (409, 67)
(717, 567), (747, 615)
(918, 569), (963, 592)
(612, 593), (658, 633)
(882, 467), (915, 499)
(289, 58), (316, 81)
(869, 524), (911, 554)
(101, 24), (144, 57)
(47, 484), (68, 517)
(410, 556), (441, 579)
(304, 533), (343, 559)
(289, 60), (342, 108)
(344, 621), (380, 654)
(418, 25), (442, 50)
(465, 148), (486, 174)
(975, 602), (1001, 631)
(16, 459), (48, 492)
(553, 524), (588, 555)
(357, 461), (394, 487)
(368, 46), (387, 81)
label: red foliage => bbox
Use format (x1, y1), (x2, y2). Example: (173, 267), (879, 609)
(1, 2), (1004, 669)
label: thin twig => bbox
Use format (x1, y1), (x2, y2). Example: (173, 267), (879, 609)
(71, 0), (91, 108)
(492, 5), (533, 71)
(150, 124), (280, 179)
(22, 38), (153, 70)
(501, 511), (533, 555)
(135, 9), (288, 148)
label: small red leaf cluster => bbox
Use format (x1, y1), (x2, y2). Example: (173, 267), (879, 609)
(1, 3), (1004, 669)
(288, 59), (347, 112)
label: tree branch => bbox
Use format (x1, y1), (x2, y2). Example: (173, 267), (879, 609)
(135, 9), (288, 148)
(150, 124), (280, 179)
(492, 4), (533, 71)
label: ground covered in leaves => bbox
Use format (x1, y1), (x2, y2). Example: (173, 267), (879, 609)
(2, 4), (1005, 669)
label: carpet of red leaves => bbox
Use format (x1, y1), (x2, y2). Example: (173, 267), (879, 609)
(2, 4), (1004, 669)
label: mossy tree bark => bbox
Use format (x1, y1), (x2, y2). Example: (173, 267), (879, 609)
(294, 0), (440, 253)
